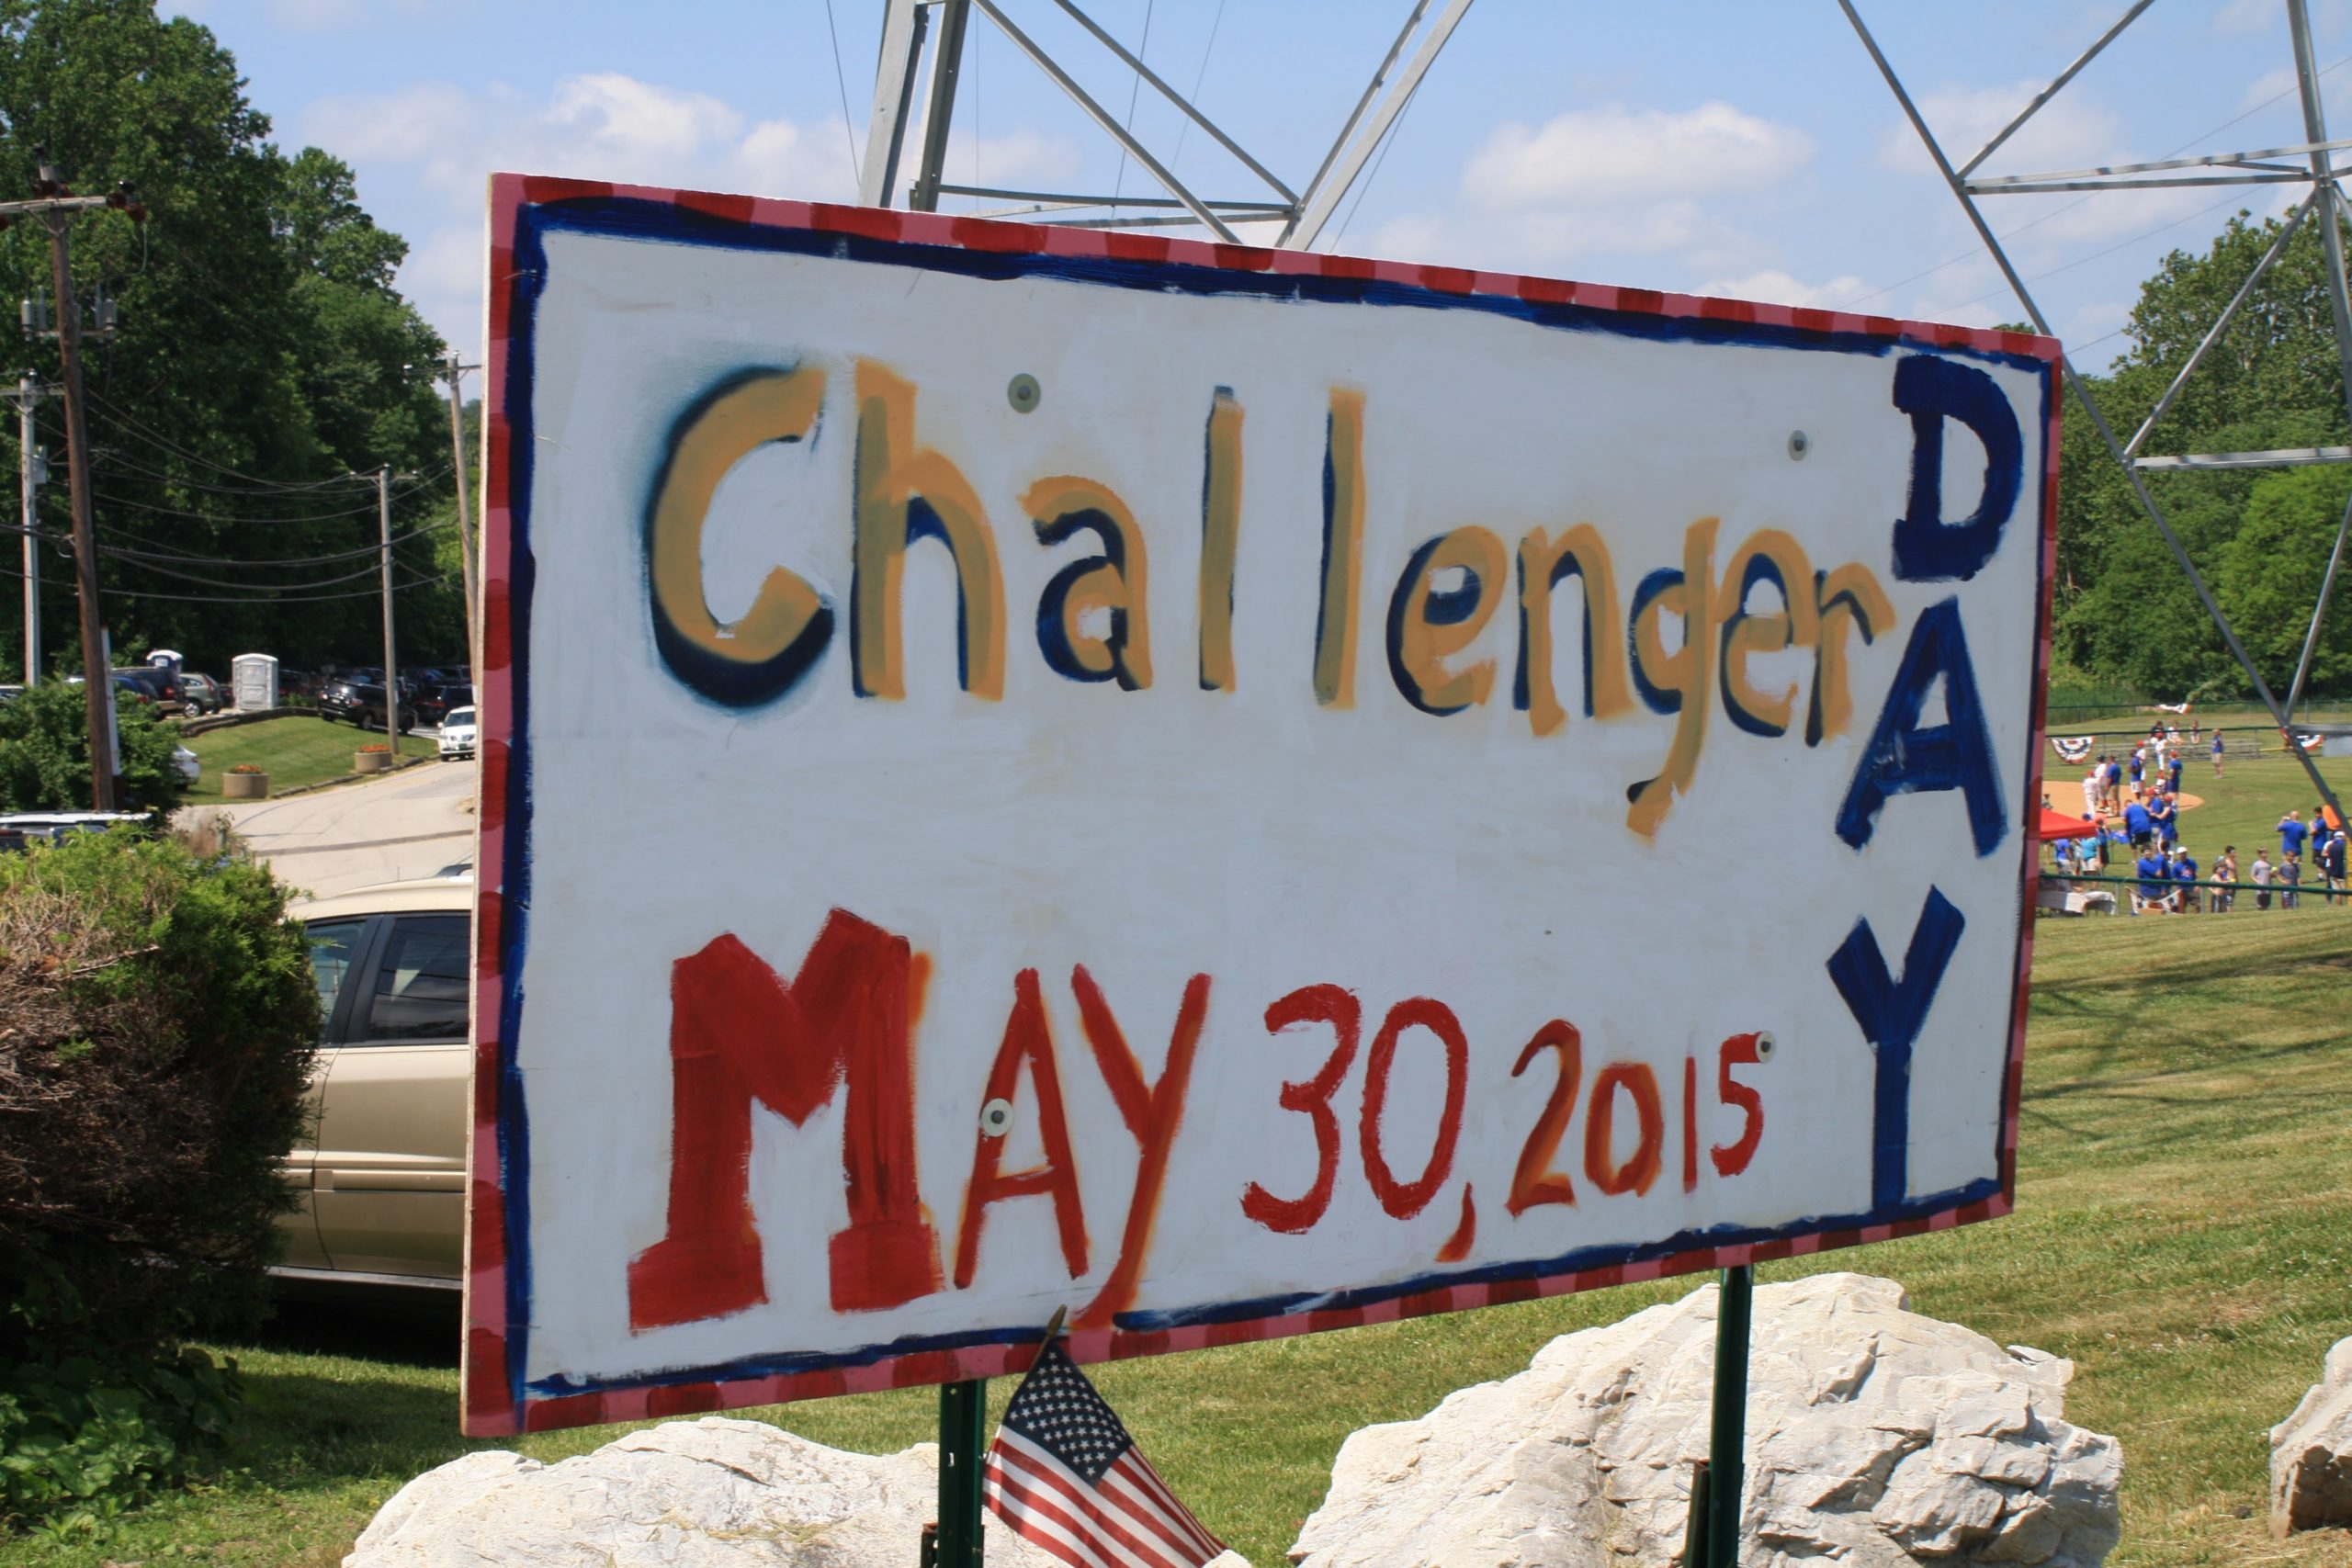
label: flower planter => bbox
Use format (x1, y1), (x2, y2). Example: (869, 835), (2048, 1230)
(223, 771), (269, 799)
(354, 750), (394, 774)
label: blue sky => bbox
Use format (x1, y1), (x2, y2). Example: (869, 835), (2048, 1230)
(175, 1), (2352, 369)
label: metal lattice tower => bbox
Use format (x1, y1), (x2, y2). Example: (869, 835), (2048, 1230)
(857, 0), (1474, 247)
(1845, 0), (2349, 823)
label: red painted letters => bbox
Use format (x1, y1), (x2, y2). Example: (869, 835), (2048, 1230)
(1069, 966), (1212, 1327)
(1506, 1020), (1582, 1214)
(1241, 984), (1362, 1235)
(954, 968), (1090, 1289)
(1712, 1031), (1766, 1177)
(628, 911), (941, 1331)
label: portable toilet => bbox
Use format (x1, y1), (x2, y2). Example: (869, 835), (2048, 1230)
(232, 652), (278, 712)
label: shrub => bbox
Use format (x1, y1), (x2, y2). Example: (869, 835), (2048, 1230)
(0, 682), (182, 815)
(226, 761), (265, 773)
(356, 741), (390, 754)
(0, 833), (320, 1526)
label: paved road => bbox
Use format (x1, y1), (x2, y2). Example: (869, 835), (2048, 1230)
(211, 749), (478, 901)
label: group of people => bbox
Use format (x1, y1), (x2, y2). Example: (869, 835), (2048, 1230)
(2052, 759), (2349, 912)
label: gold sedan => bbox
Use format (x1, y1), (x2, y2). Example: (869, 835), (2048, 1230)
(277, 874), (472, 1292)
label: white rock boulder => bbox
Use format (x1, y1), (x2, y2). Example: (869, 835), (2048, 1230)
(2272, 1336), (2352, 1536)
(1290, 1272), (2120, 1568)
(345, 1416), (1249, 1567)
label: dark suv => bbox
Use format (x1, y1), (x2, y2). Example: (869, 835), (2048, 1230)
(321, 678), (416, 733)
(415, 682), (474, 728)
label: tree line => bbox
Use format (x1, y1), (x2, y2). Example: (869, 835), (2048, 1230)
(2055, 205), (2352, 704)
(0, 0), (462, 685)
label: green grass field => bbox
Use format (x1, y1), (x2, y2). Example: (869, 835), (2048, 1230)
(14, 758), (2352, 1566)
(178, 716), (424, 803)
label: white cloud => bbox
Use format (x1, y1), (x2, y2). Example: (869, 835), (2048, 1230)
(1355, 102), (1813, 279)
(2240, 64), (2299, 111)
(2213, 0), (2276, 36)
(1695, 269), (1874, 310)
(1464, 103), (1814, 209)
(1879, 81), (2126, 178)
(1882, 81), (2230, 249)
(300, 72), (1081, 359)
(301, 73), (853, 215)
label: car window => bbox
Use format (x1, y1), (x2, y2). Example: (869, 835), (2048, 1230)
(306, 919), (368, 1029)
(447, 708), (475, 726)
(360, 914), (470, 1043)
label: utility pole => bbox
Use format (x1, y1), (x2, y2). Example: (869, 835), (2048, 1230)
(378, 466), (401, 757)
(0, 152), (145, 811)
(7, 376), (46, 686)
(443, 352), (481, 679)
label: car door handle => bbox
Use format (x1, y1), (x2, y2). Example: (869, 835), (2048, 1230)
(318, 1169), (464, 1193)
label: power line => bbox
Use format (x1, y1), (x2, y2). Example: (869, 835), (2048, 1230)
(81, 468), (450, 524)
(822, 0), (863, 189)
(0, 558), (461, 604)
(85, 514), (458, 567)
(1943, 190), (2251, 316)
(3, 514), (458, 570)
(89, 551), (390, 592)
(78, 388), (379, 493)
(1850, 49), (2352, 311)
(1165, 0), (1229, 172)
(1330, 73), (1423, 252)
(1109, 0), (1157, 210)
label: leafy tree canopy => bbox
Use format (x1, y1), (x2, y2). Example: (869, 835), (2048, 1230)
(2055, 209), (2352, 700)
(0, 0), (462, 684)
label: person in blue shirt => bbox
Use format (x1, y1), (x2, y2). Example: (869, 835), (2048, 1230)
(2174, 846), (2200, 913)
(2211, 730), (2226, 777)
(2151, 792), (2178, 846)
(2135, 850), (2168, 910)
(2101, 756), (2122, 812)
(2124, 798), (2154, 848)
(2167, 752), (2184, 795)
(2279, 810), (2308, 860)
(2128, 750), (2145, 791)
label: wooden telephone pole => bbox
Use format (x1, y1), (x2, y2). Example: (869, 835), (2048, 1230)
(0, 152), (143, 809)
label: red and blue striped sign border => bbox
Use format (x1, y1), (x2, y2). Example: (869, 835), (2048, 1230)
(462, 172), (2062, 1438)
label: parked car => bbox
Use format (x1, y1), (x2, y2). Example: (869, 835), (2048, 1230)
(437, 705), (477, 761)
(0, 810), (153, 848)
(277, 875), (472, 1289)
(112, 666), (182, 706)
(320, 677), (417, 732)
(68, 672), (155, 707)
(173, 743), (199, 786)
(416, 682), (475, 728)
(176, 671), (226, 717)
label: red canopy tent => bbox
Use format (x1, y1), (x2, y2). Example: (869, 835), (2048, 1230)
(2034, 807), (2100, 840)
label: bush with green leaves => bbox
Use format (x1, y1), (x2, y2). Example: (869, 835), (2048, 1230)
(0, 681), (183, 815)
(0, 831), (320, 1529)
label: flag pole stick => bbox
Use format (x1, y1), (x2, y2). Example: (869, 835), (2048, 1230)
(931, 1311), (1062, 1568)
(1704, 1264), (1754, 1566)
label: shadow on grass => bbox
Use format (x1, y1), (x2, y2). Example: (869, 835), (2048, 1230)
(243, 1292), (461, 1370)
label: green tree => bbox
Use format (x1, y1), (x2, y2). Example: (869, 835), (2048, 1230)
(0, 677), (181, 811)
(2218, 464), (2352, 694)
(0, 1), (460, 682)
(2053, 208), (2352, 697)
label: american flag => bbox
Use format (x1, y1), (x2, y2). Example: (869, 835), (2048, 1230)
(982, 1341), (1225, 1568)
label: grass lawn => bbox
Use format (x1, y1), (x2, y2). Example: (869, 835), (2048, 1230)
(14, 774), (2352, 1565)
(177, 716), (424, 803)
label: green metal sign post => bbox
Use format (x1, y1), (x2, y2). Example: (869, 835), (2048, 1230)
(932, 1378), (988, 1568)
(1704, 1264), (1754, 1566)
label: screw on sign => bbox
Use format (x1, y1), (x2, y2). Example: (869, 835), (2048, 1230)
(463, 179), (2053, 1442)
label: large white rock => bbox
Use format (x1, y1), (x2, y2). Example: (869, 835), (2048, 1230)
(2272, 1336), (2352, 1536)
(1290, 1273), (2120, 1568)
(345, 1416), (1251, 1567)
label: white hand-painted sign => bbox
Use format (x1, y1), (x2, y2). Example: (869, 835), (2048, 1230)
(463, 175), (2056, 1437)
